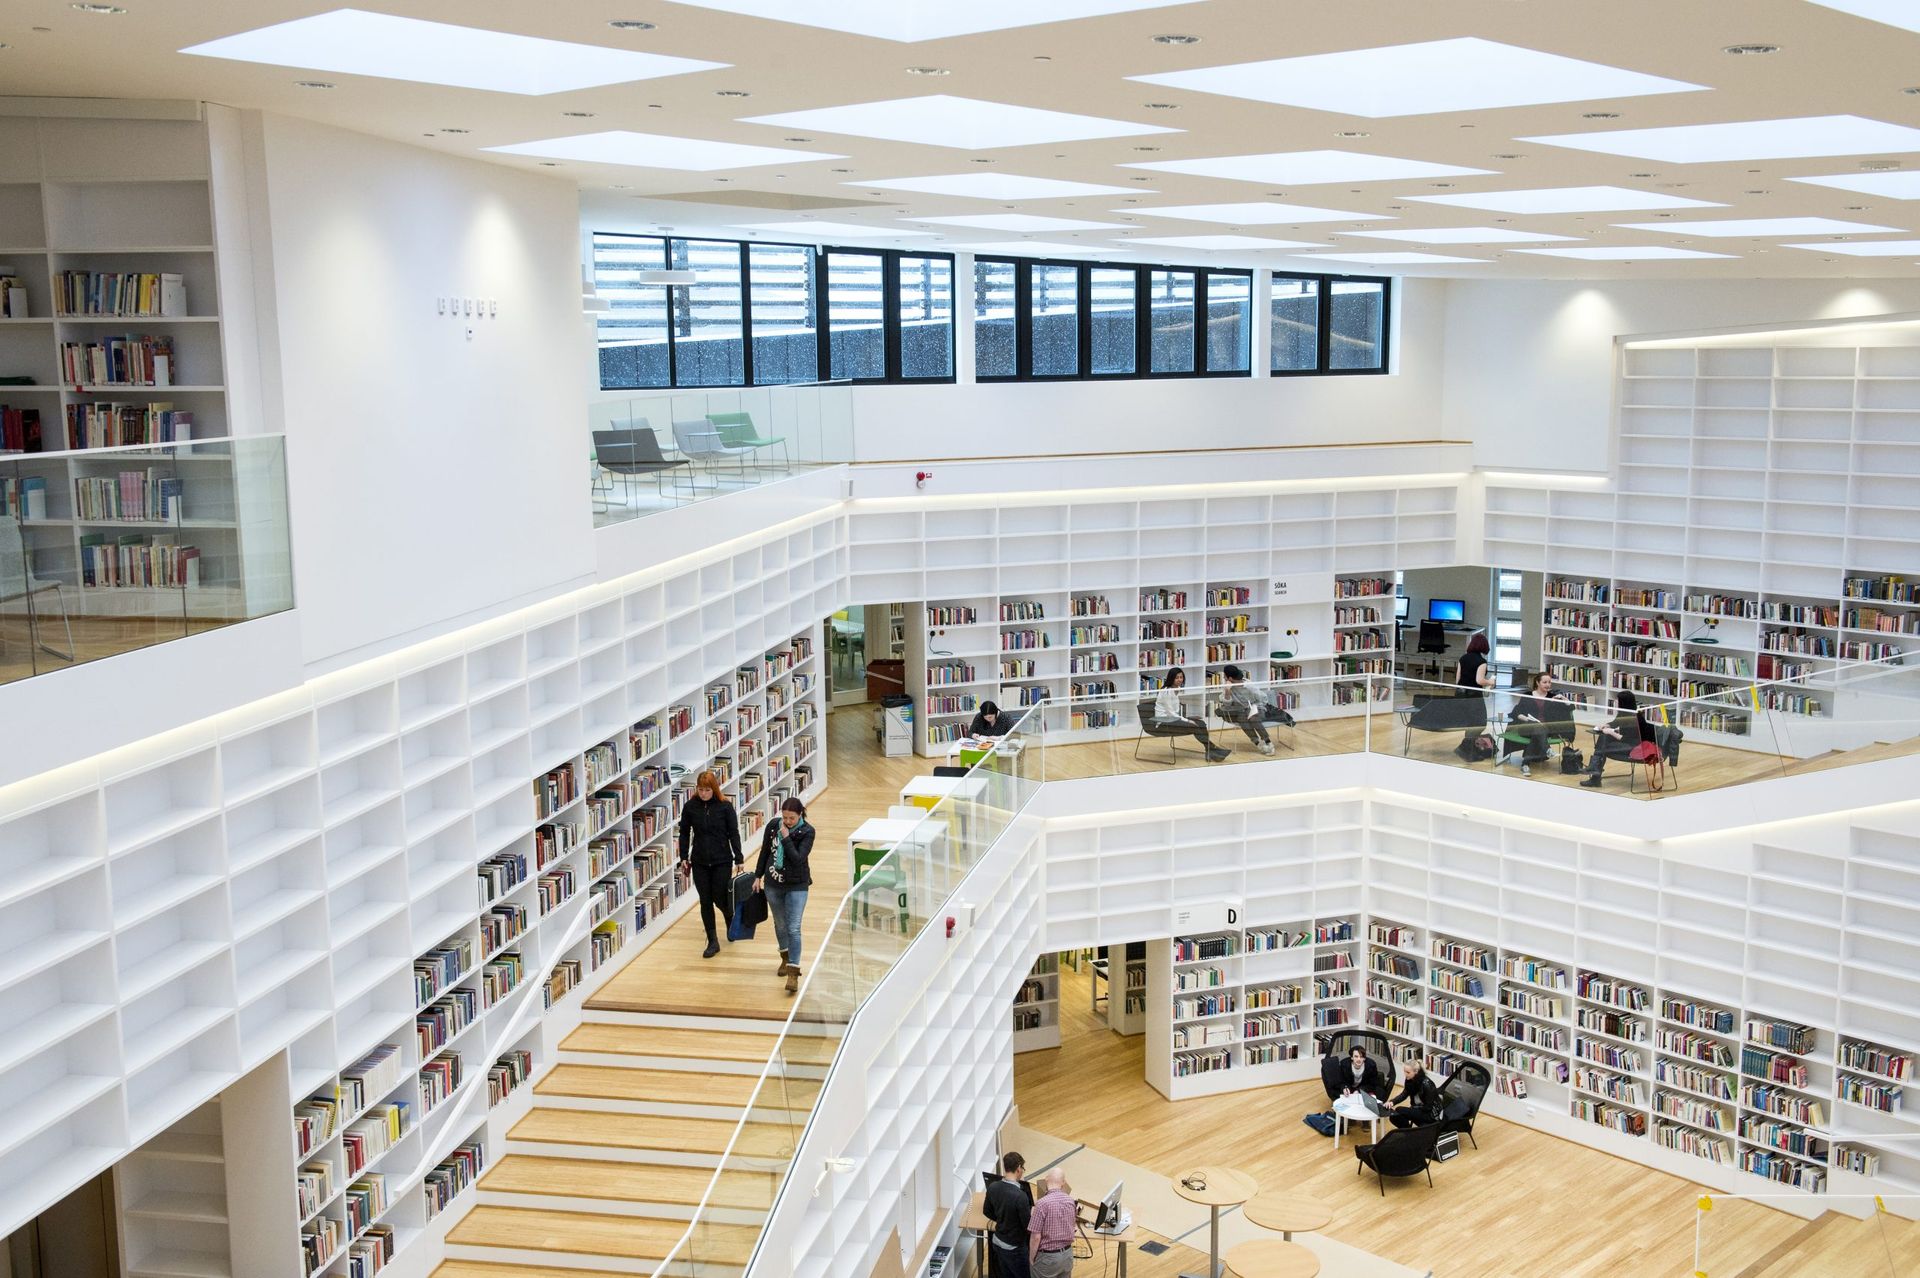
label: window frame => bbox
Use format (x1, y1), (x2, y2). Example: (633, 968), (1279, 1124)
(974, 256), (1253, 382)
(593, 231), (954, 390)
(1269, 270), (1393, 378)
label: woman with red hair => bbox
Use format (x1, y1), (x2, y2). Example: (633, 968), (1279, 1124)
(678, 769), (742, 958)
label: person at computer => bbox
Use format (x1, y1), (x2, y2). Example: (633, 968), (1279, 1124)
(1581, 689), (1656, 788)
(1029, 1168), (1077, 1277)
(1500, 670), (1574, 776)
(1324, 1044), (1388, 1103)
(1152, 667), (1230, 763)
(1451, 631), (1496, 759)
(1216, 664), (1294, 756)
(1385, 1058), (1441, 1129)
(968, 700), (1015, 738)
(982, 1151), (1032, 1278)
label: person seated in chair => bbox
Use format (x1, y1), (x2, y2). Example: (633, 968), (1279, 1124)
(1216, 664), (1292, 756)
(1582, 690), (1656, 789)
(1321, 1045), (1388, 1104)
(1499, 671), (1574, 777)
(1385, 1058), (1441, 1129)
(1152, 667), (1230, 763)
(967, 700), (1015, 738)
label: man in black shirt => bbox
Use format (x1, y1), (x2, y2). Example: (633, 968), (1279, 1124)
(982, 1151), (1033, 1278)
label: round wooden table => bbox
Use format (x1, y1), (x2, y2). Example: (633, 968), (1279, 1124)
(1242, 1191), (1333, 1242)
(1224, 1237), (1322, 1278)
(1172, 1166), (1258, 1278)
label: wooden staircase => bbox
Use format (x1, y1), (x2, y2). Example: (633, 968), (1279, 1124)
(435, 1011), (841, 1278)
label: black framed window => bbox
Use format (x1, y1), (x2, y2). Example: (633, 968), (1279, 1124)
(975, 256), (1252, 381)
(594, 232), (953, 388)
(1271, 271), (1391, 375)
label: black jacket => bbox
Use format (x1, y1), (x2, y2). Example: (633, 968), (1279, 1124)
(754, 819), (814, 889)
(982, 1178), (1031, 1249)
(678, 794), (742, 866)
(1391, 1070), (1441, 1121)
(966, 710), (1014, 737)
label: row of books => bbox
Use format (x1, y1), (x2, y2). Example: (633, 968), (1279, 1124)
(64, 402), (194, 450)
(54, 269), (187, 318)
(422, 1143), (485, 1220)
(1, 406), (44, 454)
(72, 468), (185, 523)
(58, 335), (177, 387)
(480, 903), (525, 954)
(1500, 985), (1567, 1020)
(343, 1103), (408, 1176)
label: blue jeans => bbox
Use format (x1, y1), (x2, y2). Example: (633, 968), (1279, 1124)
(767, 882), (809, 964)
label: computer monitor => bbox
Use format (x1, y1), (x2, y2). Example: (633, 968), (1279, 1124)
(1428, 598), (1466, 624)
(1395, 596), (1411, 621)
(1093, 1180), (1129, 1234)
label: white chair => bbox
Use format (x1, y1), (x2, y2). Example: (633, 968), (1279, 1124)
(0, 519), (74, 664)
(671, 418), (757, 488)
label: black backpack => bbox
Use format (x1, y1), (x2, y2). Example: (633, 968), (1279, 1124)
(1560, 746), (1585, 775)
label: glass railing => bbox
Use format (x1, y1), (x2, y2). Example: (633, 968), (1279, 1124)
(0, 435), (292, 686)
(589, 381), (854, 527)
(1692, 1186), (1920, 1273)
(658, 704), (1045, 1275)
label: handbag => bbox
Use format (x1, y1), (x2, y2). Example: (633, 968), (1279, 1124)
(1560, 746), (1585, 775)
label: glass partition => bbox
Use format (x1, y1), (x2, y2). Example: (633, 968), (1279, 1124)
(0, 434), (291, 687)
(587, 381), (854, 527)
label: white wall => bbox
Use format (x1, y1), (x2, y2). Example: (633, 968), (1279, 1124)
(253, 113), (595, 669)
(1441, 277), (1920, 473)
(847, 276), (1451, 461)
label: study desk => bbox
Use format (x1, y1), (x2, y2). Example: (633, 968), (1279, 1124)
(898, 773), (988, 808)
(1223, 1238), (1320, 1278)
(1241, 1192), (1331, 1243)
(1171, 1165), (1257, 1278)
(960, 1191), (991, 1278)
(847, 817), (925, 879)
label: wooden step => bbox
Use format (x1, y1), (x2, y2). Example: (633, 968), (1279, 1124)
(483, 1155), (776, 1210)
(536, 1065), (818, 1110)
(510, 1109), (794, 1160)
(562, 1023), (840, 1067)
(448, 1205), (757, 1266)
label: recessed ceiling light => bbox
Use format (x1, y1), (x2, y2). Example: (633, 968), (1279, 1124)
(1129, 176), (1152, 181)
(440, 127), (470, 133)
(1341, 226), (1580, 244)
(911, 213), (1125, 231)
(1153, 33), (1201, 44)
(657, 0), (1198, 42)
(484, 130), (844, 170)
(972, 158), (997, 164)
(1133, 146), (1162, 152)
(1124, 149), (1491, 185)
(564, 111), (596, 118)
(1907, 87), (1920, 95)
(1860, 160), (1903, 171)
(538, 162), (560, 167)
(1409, 184), (1725, 213)
(1582, 112), (1621, 120)
(1128, 234), (1322, 249)
(1723, 43), (1780, 54)
(1142, 102), (1179, 110)
(831, 167), (852, 172)
(1523, 114), (1920, 162)
(1781, 238), (1920, 256)
(1429, 183), (1455, 189)
(1118, 201), (1380, 224)
(1513, 245), (1737, 260)
(782, 136), (811, 142)
(608, 19), (657, 29)
(1310, 251), (1488, 264)
(714, 89), (752, 97)
(739, 220), (937, 238)
(743, 94), (1179, 149)
(182, 9), (727, 94)
(906, 66), (950, 76)
(611, 184), (630, 189)
(294, 80), (334, 89)
(70, 3), (125, 12)
(1130, 37), (1704, 118)
(1335, 131), (1371, 139)
(1614, 216), (1900, 236)
(1033, 55), (1053, 62)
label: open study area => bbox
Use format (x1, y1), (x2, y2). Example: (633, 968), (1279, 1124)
(11, 3), (1920, 1278)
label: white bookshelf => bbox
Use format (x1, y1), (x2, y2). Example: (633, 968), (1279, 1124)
(1108, 944), (1147, 1037)
(1012, 953), (1060, 1053)
(0, 516), (841, 1253)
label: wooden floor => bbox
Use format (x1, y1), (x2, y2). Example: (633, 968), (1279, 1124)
(0, 613), (227, 685)
(1018, 961), (1920, 1278)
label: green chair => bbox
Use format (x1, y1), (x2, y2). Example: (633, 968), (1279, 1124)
(707, 411), (789, 474)
(852, 841), (908, 932)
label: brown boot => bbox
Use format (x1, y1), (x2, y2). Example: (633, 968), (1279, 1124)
(785, 967), (799, 995)
(777, 949), (790, 974)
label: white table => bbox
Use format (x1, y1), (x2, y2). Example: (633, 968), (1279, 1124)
(847, 816), (925, 876)
(943, 736), (1025, 761)
(1330, 1095), (1383, 1150)
(897, 774), (988, 807)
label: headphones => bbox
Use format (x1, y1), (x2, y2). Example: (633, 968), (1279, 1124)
(1180, 1173), (1208, 1193)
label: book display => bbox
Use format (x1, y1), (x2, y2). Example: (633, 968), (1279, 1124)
(1012, 953), (1061, 1052)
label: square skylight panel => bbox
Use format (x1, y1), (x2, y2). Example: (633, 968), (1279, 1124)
(858, 174), (1144, 199)
(1807, 0), (1920, 34)
(486, 131), (842, 171)
(1521, 115), (1920, 162)
(1788, 171), (1920, 199)
(1410, 185), (1725, 213)
(1340, 227), (1580, 244)
(736, 221), (936, 238)
(1129, 37), (1704, 118)
(910, 214), (1124, 232)
(1122, 201), (1382, 224)
(661, 0), (1190, 42)
(743, 96), (1178, 150)
(956, 241), (1116, 256)
(1124, 150), (1492, 185)
(1513, 246), (1736, 260)
(1612, 216), (1902, 236)
(1125, 235), (1324, 250)
(1782, 239), (1920, 256)
(1308, 251), (1486, 264)
(181, 8), (725, 94)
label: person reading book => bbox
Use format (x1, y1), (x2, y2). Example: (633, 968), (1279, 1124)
(1500, 671), (1575, 776)
(1152, 667), (1230, 763)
